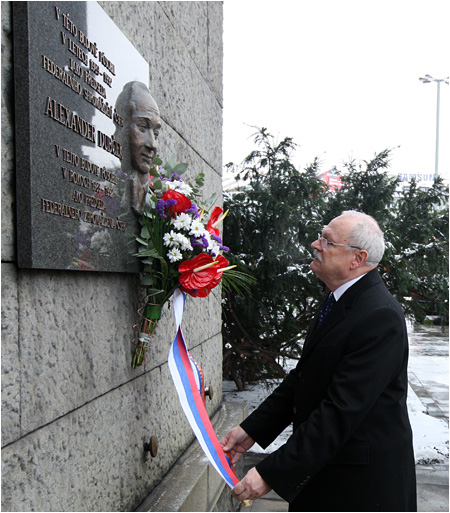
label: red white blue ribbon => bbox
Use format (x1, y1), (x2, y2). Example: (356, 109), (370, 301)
(168, 288), (239, 489)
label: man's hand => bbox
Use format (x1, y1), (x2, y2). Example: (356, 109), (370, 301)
(232, 467), (272, 502)
(220, 426), (255, 465)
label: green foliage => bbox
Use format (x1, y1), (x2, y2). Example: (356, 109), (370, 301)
(134, 156), (224, 305)
(223, 128), (329, 389)
(132, 155), (257, 368)
(223, 127), (449, 389)
(382, 177), (449, 323)
(325, 150), (399, 223)
(136, 208), (180, 305)
(325, 153), (449, 324)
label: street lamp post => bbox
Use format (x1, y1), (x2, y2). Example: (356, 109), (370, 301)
(419, 74), (449, 178)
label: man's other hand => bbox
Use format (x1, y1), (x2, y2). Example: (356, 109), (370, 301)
(220, 426), (255, 465)
(232, 467), (272, 501)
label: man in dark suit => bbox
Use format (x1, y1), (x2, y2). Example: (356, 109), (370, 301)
(221, 211), (417, 512)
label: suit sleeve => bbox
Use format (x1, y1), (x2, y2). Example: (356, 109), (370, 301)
(240, 366), (298, 448)
(254, 305), (407, 503)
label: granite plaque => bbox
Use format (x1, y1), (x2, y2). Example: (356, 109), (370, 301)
(13, 1), (155, 272)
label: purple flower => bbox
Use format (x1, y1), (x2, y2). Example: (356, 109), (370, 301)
(156, 198), (177, 217)
(192, 235), (209, 248)
(186, 203), (200, 218)
(156, 199), (166, 216)
(211, 234), (223, 244)
(220, 245), (230, 252)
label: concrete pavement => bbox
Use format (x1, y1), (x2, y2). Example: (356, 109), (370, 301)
(416, 463), (449, 512)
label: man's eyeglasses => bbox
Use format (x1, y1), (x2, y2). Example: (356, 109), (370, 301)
(317, 234), (362, 251)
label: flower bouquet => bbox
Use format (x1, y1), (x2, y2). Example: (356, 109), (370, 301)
(132, 156), (253, 368)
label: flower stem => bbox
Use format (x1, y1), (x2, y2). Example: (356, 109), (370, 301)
(131, 303), (162, 368)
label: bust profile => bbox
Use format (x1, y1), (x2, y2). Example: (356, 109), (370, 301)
(114, 82), (161, 214)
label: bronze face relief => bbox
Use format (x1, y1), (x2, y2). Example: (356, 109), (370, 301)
(115, 82), (161, 214)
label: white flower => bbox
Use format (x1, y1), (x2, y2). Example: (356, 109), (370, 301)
(204, 232), (219, 256)
(209, 242), (221, 257)
(176, 182), (193, 196)
(189, 219), (207, 237)
(201, 232), (221, 256)
(166, 181), (178, 190)
(167, 248), (183, 262)
(163, 230), (179, 247)
(173, 213), (192, 231)
(177, 234), (193, 252)
(203, 232), (212, 246)
(161, 179), (192, 198)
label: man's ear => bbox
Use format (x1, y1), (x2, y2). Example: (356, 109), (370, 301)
(350, 250), (369, 269)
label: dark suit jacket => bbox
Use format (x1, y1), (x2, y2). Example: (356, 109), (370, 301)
(241, 269), (417, 512)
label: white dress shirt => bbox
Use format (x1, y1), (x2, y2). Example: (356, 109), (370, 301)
(333, 273), (368, 301)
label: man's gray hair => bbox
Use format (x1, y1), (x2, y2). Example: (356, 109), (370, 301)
(340, 210), (385, 266)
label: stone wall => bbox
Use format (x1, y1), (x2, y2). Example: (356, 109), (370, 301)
(1, 2), (225, 511)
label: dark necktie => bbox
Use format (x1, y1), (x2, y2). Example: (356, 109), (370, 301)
(317, 293), (336, 326)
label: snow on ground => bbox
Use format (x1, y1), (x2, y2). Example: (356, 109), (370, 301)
(223, 323), (449, 464)
(407, 321), (449, 463)
(407, 384), (448, 463)
(223, 378), (294, 454)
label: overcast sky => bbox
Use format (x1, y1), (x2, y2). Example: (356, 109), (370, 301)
(222, 0), (450, 184)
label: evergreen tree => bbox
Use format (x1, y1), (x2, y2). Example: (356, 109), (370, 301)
(324, 156), (449, 324)
(324, 149), (399, 224)
(386, 177), (449, 323)
(223, 128), (328, 389)
(223, 128), (449, 389)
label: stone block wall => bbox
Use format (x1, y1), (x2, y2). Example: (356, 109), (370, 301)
(1, 2), (224, 511)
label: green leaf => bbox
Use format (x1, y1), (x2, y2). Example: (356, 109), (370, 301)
(221, 270), (257, 296)
(145, 193), (154, 207)
(145, 287), (165, 296)
(173, 163), (188, 175)
(204, 192), (218, 207)
(140, 226), (150, 239)
(135, 248), (160, 258)
(140, 275), (156, 286)
(164, 156), (177, 172)
(135, 236), (149, 246)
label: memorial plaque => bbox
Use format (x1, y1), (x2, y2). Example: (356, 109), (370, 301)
(13, 1), (153, 272)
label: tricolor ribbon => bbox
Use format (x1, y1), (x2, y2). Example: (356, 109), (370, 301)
(168, 288), (239, 489)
